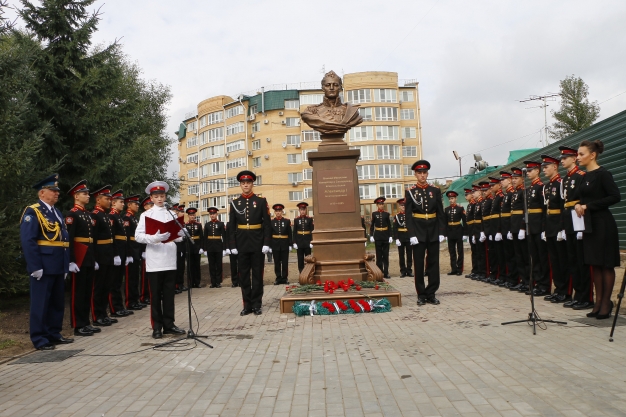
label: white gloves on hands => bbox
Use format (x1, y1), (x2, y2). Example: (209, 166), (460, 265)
(69, 262), (80, 273)
(225, 249), (231, 255)
(269, 248), (273, 253)
(125, 256), (133, 265)
(370, 236), (375, 243)
(152, 230), (170, 243)
(262, 245), (270, 254)
(577, 232), (583, 240)
(31, 269), (43, 280)
(558, 230), (566, 241)
(488, 235), (493, 241)
(94, 262), (99, 271)
(472, 236), (476, 244)
(479, 232), (486, 242)
(173, 237), (183, 243)
(507, 232), (513, 240)
(177, 229), (186, 237)
(231, 248), (238, 255)
(463, 236), (468, 241)
(388, 237), (393, 244)
(409, 237), (418, 245)
(396, 239), (401, 247)
(293, 244), (298, 250)
(310, 243), (313, 249)
(495, 233), (502, 242)
(222, 250), (227, 257)
(439, 235), (445, 243)
(518, 230), (526, 240)
(113, 256), (122, 266)
(198, 249), (205, 255)
(141, 252), (146, 260)
(541, 232), (546, 241)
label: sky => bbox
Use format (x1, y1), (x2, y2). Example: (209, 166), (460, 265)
(5, 0), (626, 180)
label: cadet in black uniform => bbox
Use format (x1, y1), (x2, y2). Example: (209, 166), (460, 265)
(109, 190), (133, 318)
(224, 224), (239, 287)
(123, 195), (143, 310)
(488, 177), (506, 285)
(270, 204), (292, 285)
(509, 167), (530, 292)
(393, 199), (413, 277)
(464, 188), (477, 278)
(559, 146), (593, 310)
(65, 180), (100, 337)
(293, 202), (314, 273)
(90, 185), (119, 327)
(444, 190), (466, 276)
(478, 182), (493, 283)
(471, 184), (486, 280)
(524, 161), (550, 296)
(174, 204), (188, 294)
(499, 172), (517, 288)
(405, 160), (445, 305)
(139, 196), (153, 304)
(370, 197), (393, 278)
(184, 207), (204, 288)
(229, 171), (271, 316)
(204, 207), (225, 288)
(540, 155), (570, 303)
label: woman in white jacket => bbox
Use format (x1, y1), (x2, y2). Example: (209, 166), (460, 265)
(135, 181), (186, 339)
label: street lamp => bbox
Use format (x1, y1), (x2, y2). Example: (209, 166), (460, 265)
(453, 151), (461, 177)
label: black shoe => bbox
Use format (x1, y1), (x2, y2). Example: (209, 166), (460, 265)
(447, 271), (456, 276)
(456, 272), (463, 276)
(231, 283), (239, 288)
(253, 308), (262, 315)
(112, 310), (130, 317)
(427, 296), (440, 305)
(174, 289), (183, 294)
(573, 301), (595, 311)
(93, 319), (111, 327)
(217, 284), (222, 288)
(563, 300), (578, 308)
(240, 309), (252, 316)
(128, 304), (143, 310)
(163, 326), (186, 335)
(596, 301), (614, 320)
(551, 294), (571, 304)
(517, 285), (529, 293)
(465, 273), (474, 278)
(533, 288), (549, 296)
(407, 271), (413, 276)
(509, 283), (522, 291)
(50, 336), (74, 344)
(209, 284), (217, 288)
(181, 286), (189, 291)
(122, 309), (134, 315)
(142, 299), (150, 305)
(274, 280), (281, 285)
(37, 343), (55, 351)
(137, 301), (149, 307)
(152, 329), (163, 339)
(544, 293), (556, 301)
(417, 298), (427, 306)
(74, 327), (94, 337)
(384, 274), (390, 279)
(86, 325), (101, 333)
(105, 317), (118, 324)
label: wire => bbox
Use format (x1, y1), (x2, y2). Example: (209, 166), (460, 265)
(460, 129), (543, 159)
(598, 89), (626, 105)
(391, 3), (437, 53)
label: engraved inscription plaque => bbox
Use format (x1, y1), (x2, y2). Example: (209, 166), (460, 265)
(317, 169), (356, 214)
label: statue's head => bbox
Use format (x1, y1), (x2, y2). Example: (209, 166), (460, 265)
(321, 70), (342, 99)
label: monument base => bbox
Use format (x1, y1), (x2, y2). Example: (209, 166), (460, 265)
(279, 288), (402, 314)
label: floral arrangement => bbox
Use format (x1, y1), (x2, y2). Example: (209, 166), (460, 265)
(285, 279), (391, 295)
(292, 298), (392, 316)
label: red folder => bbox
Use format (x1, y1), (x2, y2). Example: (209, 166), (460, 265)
(145, 215), (185, 243)
(74, 242), (88, 269)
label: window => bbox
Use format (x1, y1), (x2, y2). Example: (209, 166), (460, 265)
(288, 172), (303, 183)
(187, 168), (198, 179)
(251, 122), (260, 133)
(187, 184), (199, 195)
(207, 111), (223, 125)
(187, 136), (197, 147)
(225, 105), (244, 119)
(254, 175), (262, 186)
(350, 126), (374, 141)
(199, 116), (206, 128)
(201, 198), (208, 212)
(302, 149), (316, 161)
(227, 176), (238, 188)
(289, 191), (303, 201)
(357, 165), (376, 180)
(286, 117), (300, 127)
(251, 139), (261, 150)
(401, 109), (415, 120)
(285, 99), (299, 109)
(252, 157), (261, 168)
(374, 89), (397, 103)
(379, 183), (404, 198)
(209, 196), (226, 209)
(200, 164), (209, 178)
(303, 168), (313, 180)
(227, 157), (246, 170)
(304, 187), (313, 199)
(204, 127), (223, 143)
(375, 107), (398, 121)
(209, 179), (224, 193)
(376, 126), (399, 140)
(187, 121), (197, 131)
(210, 161), (224, 175)
(299, 94), (324, 105)
(199, 131), (207, 145)
(351, 145), (375, 161)
(359, 184), (377, 200)
(226, 140), (244, 153)
(358, 107), (372, 121)
(403, 146), (417, 157)
(302, 130), (321, 142)
(400, 90), (414, 102)
(286, 135), (301, 146)
(378, 164), (401, 179)
(249, 104), (258, 115)
(186, 153), (198, 164)
(187, 200), (199, 209)
(403, 164), (412, 176)
(226, 122), (244, 136)
(200, 145), (224, 161)
(377, 145), (401, 159)
(347, 89), (371, 104)
(287, 153), (302, 164)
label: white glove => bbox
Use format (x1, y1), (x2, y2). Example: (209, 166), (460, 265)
(125, 256), (132, 265)
(225, 249), (231, 255)
(198, 249), (204, 255)
(231, 248), (238, 255)
(561, 231), (566, 241)
(462, 236), (468, 241)
(68, 262), (80, 273)
(472, 236), (476, 244)
(439, 235), (445, 243)
(556, 231), (563, 241)
(177, 229), (186, 237)
(388, 237), (393, 243)
(269, 248), (273, 253)
(577, 232), (583, 240)
(262, 245), (270, 254)
(289, 246), (293, 252)
(293, 244), (298, 250)
(173, 237), (183, 243)
(370, 236), (375, 243)
(518, 230), (526, 240)
(488, 235), (493, 241)
(479, 232), (486, 242)
(310, 243), (313, 248)
(94, 262), (99, 271)
(495, 233), (502, 242)
(541, 232), (546, 241)
(507, 232), (513, 240)
(396, 239), (401, 247)
(31, 269), (43, 280)
(222, 250), (226, 257)
(141, 252), (146, 260)
(409, 237), (418, 245)
(152, 230), (170, 243)
(114, 256), (121, 266)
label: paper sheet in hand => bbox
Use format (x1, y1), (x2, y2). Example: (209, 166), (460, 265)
(145, 215), (184, 243)
(571, 210), (585, 232)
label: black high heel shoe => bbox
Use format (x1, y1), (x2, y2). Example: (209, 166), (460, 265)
(596, 301), (614, 320)
(587, 308), (600, 318)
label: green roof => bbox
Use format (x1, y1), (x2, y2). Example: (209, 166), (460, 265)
(177, 122), (187, 140)
(506, 148), (540, 164)
(247, 90), (299, 115)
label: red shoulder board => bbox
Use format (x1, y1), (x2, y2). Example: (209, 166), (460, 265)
(577, 171), (585, 176)
(65, 216), (73, 225)
(556, 178), (562, 183)
(92, 209), (100, 214)
(70, 207), (79, 212)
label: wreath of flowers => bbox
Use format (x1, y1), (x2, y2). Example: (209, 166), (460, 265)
(292, 298), (392, 316)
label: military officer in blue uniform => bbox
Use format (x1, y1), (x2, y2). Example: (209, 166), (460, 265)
(270, 204), (293, 285)
(20, 174), (72, 350)
(293, 202), (314, 273)
(370, 197), (393, 278)
(393, 198), (413, 278)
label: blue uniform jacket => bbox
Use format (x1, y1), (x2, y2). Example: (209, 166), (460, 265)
(20, 200), (70, 275)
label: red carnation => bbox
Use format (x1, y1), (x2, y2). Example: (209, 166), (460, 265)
(285, 286), (290, 291)
(336, 301), (348, 311)
(375, 285), (380, 290)
(355, 285), (362, 291)
(347, 278), (354, 286)
(329, 289), (334, 294)
(316, 280), (322, 286)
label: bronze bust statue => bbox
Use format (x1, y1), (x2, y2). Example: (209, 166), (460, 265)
(301, 70), (363, 138)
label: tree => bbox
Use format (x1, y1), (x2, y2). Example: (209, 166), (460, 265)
(550, 75), (600, 141)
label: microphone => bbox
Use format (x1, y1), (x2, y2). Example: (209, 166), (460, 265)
(521, 167), (528, 173)
(163, 202), (170, 209)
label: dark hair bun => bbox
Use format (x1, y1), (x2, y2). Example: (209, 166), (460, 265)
(593, 140), (604, 154)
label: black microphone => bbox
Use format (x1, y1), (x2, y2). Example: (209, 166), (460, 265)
(163, 202), (170, 209)
(521, 167), (528, 173)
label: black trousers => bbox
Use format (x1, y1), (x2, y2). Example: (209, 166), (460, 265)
(375, 240), (390, 276)
(297, 246), (311, 273)
(239, 251), (265, 310)
(229, 253), (239, 285)
(176, 249), (185, 288)
(147, 269), (176, 331)
(504, 237), (517, 284)
(412, 240), (440, 298)
(188, 252), (201, 287)
(546, 236), (569, 295)
(490, 240), (506, 279)
(207, 251), (223, 286)
(273, 247), (289, 283)
(108, 265), (126, 314)
(528, 233), (550, 290)
(29, 274), (65, 349)
(487, 239), (496, 277)
(513, 234), (530, 285)
(92, 263), (113, 321)
(469, 241), (477, 274)
(398, 242), (413, 275)
(125, 260), (140, 307)
(70, 267), (94, 329)
(447, 238), (463, 273)
(475, 237), (486, 276)
(566, 233), (592, 302)
(140, 259), (151, 303)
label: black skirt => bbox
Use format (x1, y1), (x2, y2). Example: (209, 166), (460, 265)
(583, 208), (620, 267)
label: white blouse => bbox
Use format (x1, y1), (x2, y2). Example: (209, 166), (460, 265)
(135, 205), (180, 272)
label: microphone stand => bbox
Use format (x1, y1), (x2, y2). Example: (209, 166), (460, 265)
(502, 169), (566, 334)
(154, 205), (213, 349)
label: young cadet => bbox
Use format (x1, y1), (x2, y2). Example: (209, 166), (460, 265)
(135, 181), (186, 339)
(559, 146), (593, 310)
(185, 207), (204, 288)
(444, 190), (466, 276)
(540, 155), (570, 303)
(65, 180), (100, 337)
(293, 202), (314, 273)
(109, 190), (133, 318)
(204, 207), (226, 288)
(370, 197), (393, 278)
(499, 172), (517, 288)
(123, 194), (144, 311)
(139, 196), (153, 305)
(470, 184), (486, 280)
(524, 160), (550, 296)
(509, 167), (530, 292)
(488, 177), (506, 285)
(229, 170), (271, 316)
(270, 203), (293, 285)
(393, 198), (413, 277)
(405, 160), (445, 306)
(464, 188), (477, 278)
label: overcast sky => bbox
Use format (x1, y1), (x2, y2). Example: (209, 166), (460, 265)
(6, 0), (626, 180)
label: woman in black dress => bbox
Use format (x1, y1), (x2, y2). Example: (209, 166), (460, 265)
(575, 140), (621, 319)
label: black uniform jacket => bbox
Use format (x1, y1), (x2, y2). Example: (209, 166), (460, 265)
(444, 204), (466, 241)
(64, 204), (95, 268)
(405, 184), (445, 243)
(393, 212), (410, 242)
(92, 205), (116, 265)
(293, 215), (314, 246)
(228, 193), (271, 252)
(500, 187), (514, 234)
(491, 191), (503, 235)
(510, 186), (526, 234)
(465, 201), (476, 239)
(526, 179), (545, 235)
(110, 209), (127, 260)
(562, 167), (585, 234)
(370, 210), (392, 241)
(481, 196), (493, 236)
(270, 217), (293, 250)
(204, 220), (226, 252)
(185, 221), (204, 253)
(123, 210), (142, 260)
(543, 176), (564, 237)
(472, 198), (484, 239)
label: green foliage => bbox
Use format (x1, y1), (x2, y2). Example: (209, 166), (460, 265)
(550, 75), (600, 141)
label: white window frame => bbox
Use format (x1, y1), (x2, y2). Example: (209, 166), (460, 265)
(225, 105), (244, 119)
(358, 184), (377, 200)
(378, 164), (401, 179)
(358, 107), (372, 121)
(350, 126), (374, 142)
(304, 187), (313, 199)
(187, 136), (197, 147)
(302, 130), (321, 142)
(402, 146), (418, 157)
(186, 153), (198, 164)
(252, 157), (261, 168)
(285, 99), (300, 109)
(210, 161), (224, 176)
(287, 153), (302, 164)
(207, 111), (223, 125)
(226, 157), (246, 170)
(351, 145), (375, 161)
(376, 126), (399, 140)
(251, 139), (261, 150)
(286, 135), (301, 146)
(374, 89), (397, 103)
(226, 122), (244, 136)
(357, 165), (376, 180)
(289, 191), (304, 201)
(303, 168), (313, 180)
(302, 149), (316, 161)
(285, 117), (300, 127)
(288, 172), (303, 183)
(374, 107), (398, 121)
(378, 183), (404, 199)
(299, 94), (324, 105)
(347, 89), (371, 104)
(401, 109), (415, 120)
(377, 145), (401, 160)
(400, 90), (414, 102)
(226, 140), (245, 153)
(187, 184), (199, 195)
(187, 168), (198, 179)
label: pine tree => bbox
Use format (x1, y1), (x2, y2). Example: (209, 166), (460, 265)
(550, 75), (600, 141)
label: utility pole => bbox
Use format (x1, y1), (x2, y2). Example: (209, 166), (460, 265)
(519, 93), (560, 147)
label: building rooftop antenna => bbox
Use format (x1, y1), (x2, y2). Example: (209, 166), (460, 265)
(519, 93), (560, 147)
